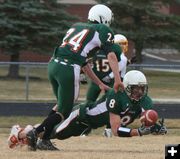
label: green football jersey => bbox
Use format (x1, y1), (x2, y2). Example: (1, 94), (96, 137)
(84, 89), (153, 128)
(52, 89), (153, 139)
(53, 22), (114, 66)
(106, 89), (153, 126)
(91, 43), (122, 79)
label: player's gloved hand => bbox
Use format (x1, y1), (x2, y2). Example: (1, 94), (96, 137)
(137, 124), (153, 136)
(151, 118), (167, 135)
(103, 128), (112, 138)
(99, 83), (110, 94)
(102, 75), (111, 83)
(113, 79), (125, 93)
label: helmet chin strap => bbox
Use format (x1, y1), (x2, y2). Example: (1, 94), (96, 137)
(130, 97), (139, 102)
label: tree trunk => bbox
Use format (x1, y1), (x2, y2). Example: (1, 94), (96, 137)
(7, 52), (20, 78)
(134, 39), (144, 63)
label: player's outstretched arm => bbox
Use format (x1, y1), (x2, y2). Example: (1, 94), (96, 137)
(107, 52), (124, 92)
(109, 112), (154, 137)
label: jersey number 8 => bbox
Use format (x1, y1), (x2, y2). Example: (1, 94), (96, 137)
(109, 99), (116, 108)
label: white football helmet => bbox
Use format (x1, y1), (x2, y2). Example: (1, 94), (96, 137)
(88, 4), (113, 27)
(123, 70), (148, 101)
(114, 34), (128, 53)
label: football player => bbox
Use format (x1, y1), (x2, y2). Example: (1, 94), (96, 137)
(86, 34), (129, 102)
(26, 4), (124, 151)
(86, 34), (129, 137)
(8, 70), (167, 150)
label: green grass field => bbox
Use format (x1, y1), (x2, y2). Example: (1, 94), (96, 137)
(0, 67), (180, 159)
(0, 117), (180, 159)
(1, 133), (180, 159)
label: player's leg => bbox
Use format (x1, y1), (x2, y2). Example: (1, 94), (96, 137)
(26, 61), (64, 150)
(26, 62), (61, 150)
(86, 97), (109, 129)
(27, 64), (80, 151)
(43, 64), (80, 139)
(48, 104), (58, 116)
(38, 64), (75, 150)
(50, 107), (90, 140)
(86, 81), (101, 102)
(47, 66), (59, 117)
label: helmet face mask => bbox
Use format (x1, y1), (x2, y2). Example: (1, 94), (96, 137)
(126, 85), (148, 101)
(123, 70), (148, 102)
(88, 4), (113, 27)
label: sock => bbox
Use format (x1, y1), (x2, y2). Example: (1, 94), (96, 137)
(35, 113), (62, 139)
(48, 109), (56, 117)
(42, 113), (62, 140)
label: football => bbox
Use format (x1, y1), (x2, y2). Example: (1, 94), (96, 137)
(140, 109), (158, 126)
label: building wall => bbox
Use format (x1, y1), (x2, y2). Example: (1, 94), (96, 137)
(65, 4), (93, 22)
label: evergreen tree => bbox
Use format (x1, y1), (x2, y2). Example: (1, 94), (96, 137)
(97, 0), (180, 63)
(0, 0), (77, 78)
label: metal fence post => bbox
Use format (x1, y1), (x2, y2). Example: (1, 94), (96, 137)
(25, 62), (30, 101)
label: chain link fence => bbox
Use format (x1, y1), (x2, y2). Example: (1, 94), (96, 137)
(0, 62), (180, 101)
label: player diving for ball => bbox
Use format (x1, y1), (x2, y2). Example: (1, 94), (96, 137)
(7, 70), (167, 150)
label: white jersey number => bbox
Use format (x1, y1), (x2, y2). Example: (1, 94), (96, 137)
(61, 28), (89, 52)
(109, 99), (116, 108)
(96, 59), (110, 72)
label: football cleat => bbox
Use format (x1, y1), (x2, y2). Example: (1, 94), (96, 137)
(7, 125), (22, 148)
(26, 129), (38, 151)
(37, 139), (59, 151)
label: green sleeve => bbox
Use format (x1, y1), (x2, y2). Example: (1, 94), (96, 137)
(141, 96), (153, 110)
